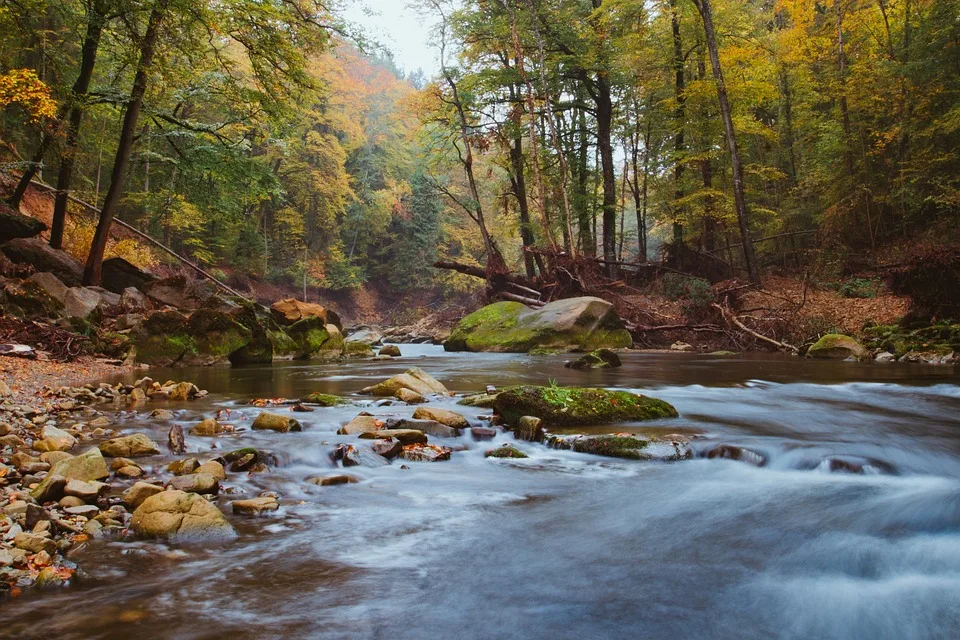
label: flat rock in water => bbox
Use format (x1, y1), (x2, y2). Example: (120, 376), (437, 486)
(252, 412), (302, 433)
(494, 386), (678, 427)
(399, 444), (452, 463)
(547, 434), (693, 461)
(361, 367), (448, 397)
(357, 429), (427, 445)
(412, 406), (469, 429)
(308, 474), (359, 486)
(392, 418), (459, 438)
(131, 490), (237, 541)
(339, 415), (384, 435)
(232, 496), (279, 516)
(167, 472), (220, 495)
(370, 439), (403, 459)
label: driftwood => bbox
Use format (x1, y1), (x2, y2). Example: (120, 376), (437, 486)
(711, 303), (799, 353)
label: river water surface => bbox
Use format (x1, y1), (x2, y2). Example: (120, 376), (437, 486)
(4, 347), (960, 639)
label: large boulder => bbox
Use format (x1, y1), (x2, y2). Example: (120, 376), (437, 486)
(142, 274), (215, 310)
(31, 448), (109, 500)
(100, 257), (157, 294)
(546, 434), (693, 461)
(493, 385), (678, 427)
(227, 302), (274, 365)
(361, 367), (449, 397)
(131, 309), (191, 366)
(807, 334), (869, 360)
(182, 308), (251, 366)
(445, 297), (633, 353)
(1, 237), (83, 285)
(63, 286), (103, 320)
(285, 317), (342, 361)
(0, 203), (46, 242)
(1, 279), (62, 318)
(270, 298), (342, 331)
(99, 433), (161, 458)
(131, 490), (237, 541)
(26, 272), (68, 303)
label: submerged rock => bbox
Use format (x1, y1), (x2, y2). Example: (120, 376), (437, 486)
(444, 297), (633, 353)
(704, 444), (766, 467)
(494, 385), (678, 427)
(565, 348), (622, 370)
(131, 490), (237, 541)
(547, 434), (692, 461)
(807, 334), (869, 360)
(308, 474), (359, 486)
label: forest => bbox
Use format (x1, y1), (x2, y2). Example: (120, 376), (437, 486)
(1, 0), (959, 326)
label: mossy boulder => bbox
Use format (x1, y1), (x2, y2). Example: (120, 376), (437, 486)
(228, 302), (274, 365)
(1, 279), (63, 319)
(807, 334), (869, 360)
(445, 297), (633, 353)
(565, 348), (622, 370)
(132, 309), (193, 366)
(344, 340), (375, 358)
(181, 308), (252, 366)
(286, 317), (342, 360)
(494, 385), (678, 427)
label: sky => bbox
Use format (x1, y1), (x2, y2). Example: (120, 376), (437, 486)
(341, 1), (442, 77)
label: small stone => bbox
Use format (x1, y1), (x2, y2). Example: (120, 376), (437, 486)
(64, 505), (100, 518)
(485, 445), (529, 459)
(393, 418), (458, 438)
(117, 465), (143, 478)
(32, 425), (77, 452)
(470, 426), (498, 441)
(0, 380), (11, 397)
(88, 416), (111, 428)
(3, 500), (28, 516)
(63, 479), (105, 501)
(379, 345), (402, 357)
(515, 416), (544, 442)
(412, 407), (469, 429)
(122, 482), (165, 509)
(167, 382), (200, 401)
(231, 496), (279, 516)
(58, 496), (85, 508)
(358, 428), (427, 445)
(39, 451), (73, 466)
(31, 474), (67, 503)
(370, 439), (403, 459)
(399, 444), (452, 462)
(150, 409), (175, 420)
(189, 418), (226, 436)
(290, 402), (314, 412)
(338, 415), (384, 435)
(168, 457), (200, 475)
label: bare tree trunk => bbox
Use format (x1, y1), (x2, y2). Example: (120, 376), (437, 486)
(693, 0), (760, 286)
(51, 0), (109, 249)
(83, 2), (166, 285)
(671, 0), (686, 261)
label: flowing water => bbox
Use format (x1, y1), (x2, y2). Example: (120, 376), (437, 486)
(4, 347), (960, 639)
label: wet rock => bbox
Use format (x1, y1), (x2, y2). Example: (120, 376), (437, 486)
(670, 341), (695, 352)
(189, 418), (227, 436)
(251, 411), (302, 433)
(399, 444), (452, 463)
(196, 460), (226, 481)
(444, 297), (633, 353)
(547, 434), (692, 461)
(485, 445), (529, 459)
(394, 388), (426, 404)
(370, 439), (403, 459)
(14, 532), (57, 555)
(339, 415), (384, 435)
(63, 479), (105, 501)
(300, 392), (344, 407)
(807, 334), (869, 360)
(290, 402), (313, 412)
(818, 456), (895, 475)
(704, 444), (766, 467)
(232, 496), (279, 516)
(340, 445), (389, 468)
(167, 381), (201, 401)
(874, 351), (896, 363)
(514, 416), (545, 442)
(216, 448), (274, 472)
(494, 385), (678, 427)
(100, 433), (161, 458)
(412, 407), (469, 430)
(379, 344), (402, 357)
(308, 474), (359, 486)
(357, 429), (427, 445)
(565, 348), (622, 370)
(168, 458), (200, 476)
(167, 473), (219, 495)
(361, 367), (449, 397)
(392, 418), (458, 439)
(131, 490), (237, 541)
(122, 482), (164, 509)
(344, 341), (376, 358)
(470, 426), (498, 441)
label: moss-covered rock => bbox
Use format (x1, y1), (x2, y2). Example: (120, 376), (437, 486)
(861, 322), (960, 358)
(268, 328), (300, 360)
(301, 392), (345, 406)
(807, 334), (869, 360)
(457, 393), (500, 408)
(565, 348), (622, 370)
(445, 297), (633, 353)
(1, 279), (63, 319)
(132, 309), (193, 366)
(494, 385), (678, 427)
(285, 317), (343, 360)
(228, 301), (274, 365)
(182, 308), (251, 366)
(344, 340), (375, 358)
(485, 445), (529, 459)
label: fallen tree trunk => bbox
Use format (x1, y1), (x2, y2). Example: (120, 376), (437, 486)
(712, 303), (798, 354)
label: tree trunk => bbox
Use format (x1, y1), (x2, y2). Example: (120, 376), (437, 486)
(83, 3), (165, 285)
(671, 0), (686, 261)
(509, 113), (538, 278)
(575, 98), (593, 255)
(51, 0), (109, 249)
(693, 0), (760, 286)
(596, 74), (617, 276)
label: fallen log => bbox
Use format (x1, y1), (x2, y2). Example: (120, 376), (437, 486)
(711, 303), (799, 354)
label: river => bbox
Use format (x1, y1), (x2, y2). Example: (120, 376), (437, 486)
(3, 346), (960, 639)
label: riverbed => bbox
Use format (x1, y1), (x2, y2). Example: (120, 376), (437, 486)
(4, 346), (959, 639)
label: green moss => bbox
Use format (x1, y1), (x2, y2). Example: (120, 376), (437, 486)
(484, 445), (529, 459)
(807, 334), (868, 360)
(344, 340), (374, 358)
(529, 347), (561, 356)
(301, 392), (345, 406)
(268, 329), (299, 359)
(494, 385), (678, 427)
(565, 348), (622, 370)
(548, 435), (651, 460)
(457, 393), (500, 408)
(2, 280), (62, 319)
(134, 333), (195, 366)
